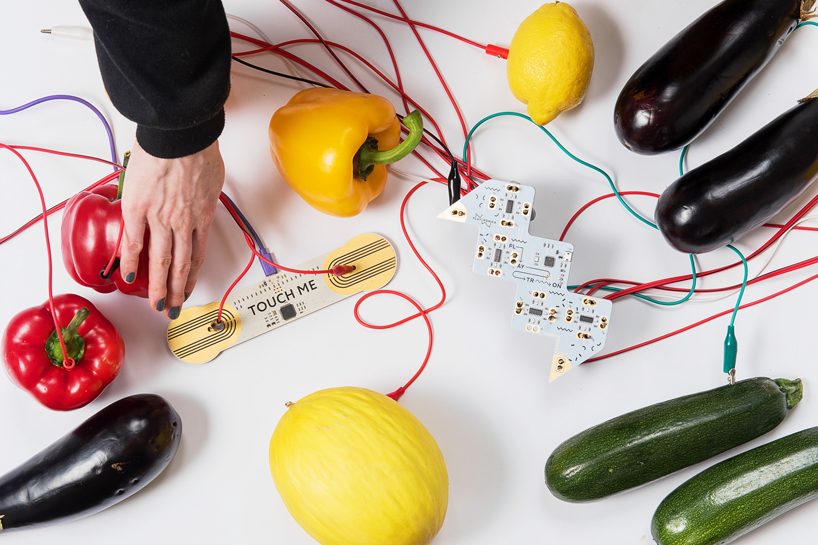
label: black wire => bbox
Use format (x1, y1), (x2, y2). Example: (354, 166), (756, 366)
(232, 58), (455, 166)
(232, 56), (331, 88)
(447, 161), (462, 205)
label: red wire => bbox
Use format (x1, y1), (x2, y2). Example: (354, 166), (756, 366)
(559, 191), (660, 242)
(235, 6), (476, 178)
(586, 270), (818, 363)
(0, 143), (74, 369)
(1, 147), (122, 245)
(642, 255), (818, 294)
(234, 36), (450, 153)
(230, 32), (350, 90)
(319, 0), (486, 182)
(279, 0), (370, 93)
(765, 222), (818, 232)
(578, 252), (818, 298)
(559, 188), (818, 299)
(353, 182), (446, 401)
(230, 32), (492, 186)
(391, 0), (470, 163)
(9, 145), (121, 168)
(218, 193), (343, 275)
(603, 192), (818, 301)
(324, 0), (410, 114)
(234, 10), (818, 373)
(328, 0), (488, 50)
(556, 182), (818, 363)
(215, 233), (257, 323)
(214, 193), (357, 322)
(102, 218), (124, 277)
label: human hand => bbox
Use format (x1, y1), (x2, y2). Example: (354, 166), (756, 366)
(119, 140), (225, 319)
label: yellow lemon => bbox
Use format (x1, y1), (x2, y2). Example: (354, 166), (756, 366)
(507, 2), (595, 125)
(269, 387), (449, 545)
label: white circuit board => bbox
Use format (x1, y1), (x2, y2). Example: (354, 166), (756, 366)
(439, 180), (612, 381)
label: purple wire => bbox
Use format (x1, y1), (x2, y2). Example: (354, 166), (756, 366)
(221, 192), (278, 275)
(0, 94), (118, 170)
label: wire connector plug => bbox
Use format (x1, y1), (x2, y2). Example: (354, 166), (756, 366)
(330, 264), (355, 276)
(723, 324), (738, 377)
(485, 44), (509, 59)
(258, 249), (278, 276)
(41, 26), (93, 40)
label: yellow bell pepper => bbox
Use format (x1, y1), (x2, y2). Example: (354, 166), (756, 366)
(268, 88), (423, 217)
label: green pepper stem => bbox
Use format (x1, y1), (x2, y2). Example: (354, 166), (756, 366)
(355, 110), (424, 180)
(115, 150), (131, 201)
(45, 307), (89, 367)
(63, 307), (89, 343)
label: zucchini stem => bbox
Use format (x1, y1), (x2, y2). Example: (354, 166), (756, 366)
(775, 378), (804, 410)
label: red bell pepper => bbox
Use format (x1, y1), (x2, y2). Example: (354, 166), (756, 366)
(61, 184), (150, 298)
(2, 294), (125, 411)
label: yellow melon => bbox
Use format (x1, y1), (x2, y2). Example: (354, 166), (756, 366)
(269, 387), (449, 545)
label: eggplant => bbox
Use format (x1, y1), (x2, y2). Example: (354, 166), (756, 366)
(0, 394), (181, 533)
(614, 0), (806, 155)
(655, 92), (818, 253)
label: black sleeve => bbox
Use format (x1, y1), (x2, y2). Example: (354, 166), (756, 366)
(79, 0), (232, 159)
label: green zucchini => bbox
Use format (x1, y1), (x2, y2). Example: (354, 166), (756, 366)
(544, 377), (802, 502)
(652, 426), (818, 545)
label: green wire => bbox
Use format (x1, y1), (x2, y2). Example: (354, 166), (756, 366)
(797, 21), (818, 30)
(462, 111), (657, 229)
(679, 145), (689, 177)
(464, 111), (697, 306)
(724, 244), (748, 327)
(678, 146), (748, 326)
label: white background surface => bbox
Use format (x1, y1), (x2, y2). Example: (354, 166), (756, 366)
(1, 0), (817, 543)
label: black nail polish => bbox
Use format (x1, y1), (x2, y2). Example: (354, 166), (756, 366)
(184, 292), (190, 302)
(156, 298), (166, 312)
(168, 306), (180, 320)
(125, 272), (135, 283)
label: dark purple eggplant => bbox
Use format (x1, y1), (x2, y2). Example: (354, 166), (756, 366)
(656, 92), (818, 253)
(614, 0), (805, 155)
(0, 394), (181, 533)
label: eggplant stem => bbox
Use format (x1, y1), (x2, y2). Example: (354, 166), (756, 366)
(798, 89), (818, 103)
(802, 0), (818, 20)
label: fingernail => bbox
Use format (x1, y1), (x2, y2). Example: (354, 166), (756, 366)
(184, 292), (190, 302)
(168, 306), (180, 320)
(125, 272), (135, 283)
(156, 298), (166, 312)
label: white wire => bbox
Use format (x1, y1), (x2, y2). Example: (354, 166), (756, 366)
(634, 214), (818, 304)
